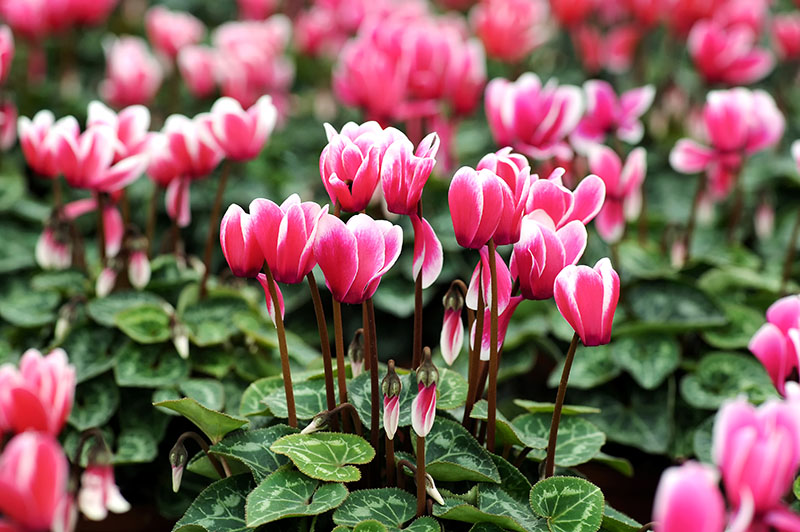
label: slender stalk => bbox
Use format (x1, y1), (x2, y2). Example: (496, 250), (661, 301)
(486, 239), (499, 453)
(146, 184), (159, 259)
(780, 208), (800, 294)
(637, 185), (648, 244)
(412, 201), (424, 368)
(544, 333), (580, 478)
(462, 282), (485, 429)
(120, 189), (130, 226)
(365, 298), (380, 486)
(684, 174), (706, 262)
(513, 447), (532, 468)
(53, 177), (63, 214)
(200, 161), (232, 299)
(308, 273), (337, 424)
(332, 299), (351, 432)
(386, 436), (396, 487)
(264, 264), (297, 428)
(174, 431), (226, 479)
(726, 178), (744, 243)
(96, 193), (107, 267)
(169, 178), (186, 255)
(416, 435), (426, 516)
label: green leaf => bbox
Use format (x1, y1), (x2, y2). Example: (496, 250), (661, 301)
(592, 453), (633, 477)
(616, 241), (675, 281)
(413, 418), (501, 483)
(434, 486), (546, 532)
(435, 369), (468, 410)
(692, 416), (715, 464)
(0, 288), (60, 327)
(59, 326), (117, 383)
(114, 304), (171, 343)
(0, 221), (37, 274)
(470, 400), (547, 449)
(333, 488), (415, 528)
(794, 476), (800, 501)
(0, 172), (25, 212)
(245, 468), (348, 527)
(181, 296), (249, 346)
(601, 506), (642, 532)
(491, 454), (532, 504)
(114, 342), (190, 388)
(87, 291), (166, 327)
(264, 378), (339, 420)
(154, 397), (249, 443)
(69, 374), (119, 431)
(701, 303), (764, 350)
(270, 433), (375, 482)
(618, 281), (726, 334)
(469, 524), (506, 532)
(680, 352), (777, 410)
(192, 348), (234, 379)
(179, 379), (226, 411)
(611, 334), (680, 390)
(239, 376), (284, 417)
(530, 476), (604, 532)
(513, 414), (605, 467)
(547, 344), (620, 390)
(210, 425), (298, 482)
(173, 474), (253, 532)
(114, 428), (158, 464)
(352, 520), (388, 532)
(232, 311), (319, 366)
(513, 400), (601, 416)
(405, 516), (441, 531)
(31, 270), (88, 295)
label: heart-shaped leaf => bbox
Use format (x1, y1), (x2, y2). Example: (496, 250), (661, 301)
(513, 414), (605, 467)
(530, 476), (604, 532)
(114, 342), (189, 388)
(239, 376), (284, 417)
(413, 418), (500, 483)
(270, 433), (375, 482)
(617, 280), (726, 334)
(601, 505), (642, 532)
(210, 425), (298, 482)
(60, 326), (117, 383)
(87, 291), (166, 327)
(611, 334), (680, 390)
(547, 344), (621, 390)
(173, 474), (253, 532)
(434, 486), (546, 532)
(114, 304), (171, 343)
(680, 352), (777, 410)
(179, 379), (225, 411)
(181, 296), (249, 346)
(333, 488), (415, 529)
(69, 374), (119, 431)
(154, 397), (249, 443)
(264, 378), (339, 420)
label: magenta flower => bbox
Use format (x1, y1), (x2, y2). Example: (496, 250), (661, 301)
(440, 286), (465, 366)
(571, 80), (655, 153)
(466, 246), (513, 315)
(86, 101), (154, 162)
(99, 36), (163, 108)
(178, 45), (219, 99)
(476, 147), (534, 245)
(145, 6), (205, 60)
(210, 95), (277, 161)
(0, 348), (75, 436)
(525, 171), (606, 230)
(256, 272), (285, 327)
(511, 215), (587, 300)
(0, 432), (69, 532)
(485, 73), (583, 161)
(249, 194), (328, 284)
(554, 258), (620, 346)
(35, 225), (72, 271)
(18, 111), (78, 178)
(471, 295), (523, 361)
(380, 130), (439, 216)
(313, 213), (402, 305)
(410, 214), (443, 290)
(588, 146), (647, 243)
(688, 19), (773, 85)
(382, 361), (402, 440)
(220, 204), (264, 278)
(163, 113), (224, 179)
(0, 25), (13, 85)
(0, 102), (16, 151)
(412, 352), (439, 438)
(652, 462), (725, 532)
(749, 295), (800, 396)
(319, 121), (392, 213)
(774, 14), (800, 61)
(78, 464), (130, 521)
(448, 166), (505, 249)
(166, 177), (191, 228)
(470, 0), (550, 63)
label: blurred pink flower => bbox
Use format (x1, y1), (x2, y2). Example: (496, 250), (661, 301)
(548, 0), (594, 27)
(210, 95), (277, 161)
(87, 101), (154, 161)
(588, 146), (647, 243)
(162, 113), (223, 178)
(749, 295), (800, 396)
(652, 462), (725, 532)
(78, 464), (130, 521)
(773, 14), (800, 61)
(0, 25), (13, 84)
(237, 0), (278, 20)
(177, 45), (219, 99)
(99, 36), (163, 108)
(470, 0), (550, 63)
(18, 111), (77, 178)
(0, 101), (16, 150)
(145, 6), (205, 60)
(688, 19), (773, 85)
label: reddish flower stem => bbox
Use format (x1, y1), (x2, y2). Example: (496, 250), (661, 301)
(332, 299), (351, 433)
(416, 435), (426, 516)
(307, 273), (337, 428)
(200, 160), (231, 299)
(544, 332), (580, 478)
(486, 239), (499, 453)
(264, 263), (297, 428)
(386, 436), (396, 487)
(364, 298), (380, 486)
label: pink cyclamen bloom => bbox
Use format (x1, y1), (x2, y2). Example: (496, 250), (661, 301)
(237, 0), (278, 20)
(380, 130), (439, 216)
(670, 88), (784, 199)
(485, 73), (583, 161)
(166, 177), (191, 228)
(412, 381), (436, 437)
(0, 25), (13, 85)
(210, 95), (277, 161)
(571, 80), (655, 153)
(476, 147), (533, 245)
(773, 14), (800, 61)
(440, 290), (465, 366)
(410, 215), (443, 290)
(448, 166), (506, 249)
(0, 432), (69, 531)
(146, 134), (183, 188)
(447, 38), (487, 118)
(145, 6), (205, 60)
(554, 257), (620, 346)
(256, 272), (285, 327)
(749, 295), (800, 396)
(0, 348), (75, 436)
(525, 170), (606, 230)
(383, 395), (400, 440)
(0, 102), (17, 150)
(99, 36), (163, 108)
(87, 101), (153, 161)
(471, 295), (524, 361)
(588, 146), (647, 243)
(688, 19), (773, 85)
(466, 245), (513, 315)
(313, 213), (403, 304)
(59, 197), (124, 258)
(511, 215), (587, 300)
(220, 204), (264, 278)
(178, 46), (219, 99)
(713, 397), (800, 517)
(470, 0), (550, 63)
(163, 113), (224, 178)
(249, 194), (328, 284)
(18, 111), (79, 178)
(319, 121), (392, 213)
(78, 464), (130, 521)
(652, 462), (725, 532)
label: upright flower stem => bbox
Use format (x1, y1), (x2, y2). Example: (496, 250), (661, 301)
(200, 161), (231, 299)
(386, 436), (396, 487)
(412, 201), (424, 369)
(486, 239), (499, 453)
(264, 264), (297, 428)
(332, 299), (351, 432)
(96, 192), (107, 267)
(462, 279), (485, 430)
(146, 184), (159, 259)
(307, 273), (337, 425)
(53, 177), (63, 213)
(781, 209), (800, 294)
(726, 178), (744, 243)
(416, 435), (426, 516)
(544, 333), (580, 478)
(364, 298), (380, 485)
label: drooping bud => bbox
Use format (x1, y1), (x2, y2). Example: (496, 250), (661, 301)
(36, 219), (72, 270)
(755, 198), (774, 241)
(171, 319), (190, 359)
(382, 359), (402, 440)
(169, 440), (188, 493)
(440, 282), (465, 366)
(95, 267), (118, 298)
(416, 347), (439, 389)
(348, 328), (365, 378)
(301, 413), (329, 435)
(425, 472), (445, 505)
(412, 348), (438, 438)
(54, 299), (80, 343)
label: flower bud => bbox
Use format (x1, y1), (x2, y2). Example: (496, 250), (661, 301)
(348, 328), (365, 378)
(416, 347), (439, 389)
(95, 267), (117, 298)
(171, 321), (190, 359)
(425, 473), (445, 505)
(169, 441), (188, 493)
(382, 359), (402, 440)
(301, 413), (329, 435)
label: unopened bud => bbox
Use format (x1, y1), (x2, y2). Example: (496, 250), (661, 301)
(348, 328), (365, 378)
(381, 359), (402, 398)
(95, 267), (117, 298)
(301, 413), (329, 435)
(425, 473), (445, 505)
(169, 441), (188, 493)
(442, 284), (465, 312)
(416, 347), (438, 388)
(128, 250), (151, 289)
(172, 321), (190, 359)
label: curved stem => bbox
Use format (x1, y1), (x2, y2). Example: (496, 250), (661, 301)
(513, 447), (532, 468)
(176, 431), (226, 479)
(200, 160), (231, 299)
(264, 263), (297, 428)
(544, 333), (580, 478)
(781, 208), (800, 294)
(416, 435), (426, 516)
(486, 239), (499, 453)
(308, 273), (337, 428)
(332, 299), (351, 433)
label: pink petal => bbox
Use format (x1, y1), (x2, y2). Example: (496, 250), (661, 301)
(556, 220), (588, 265)
(249, 198), (284, 275)
(383, 395), (400, 440)
(256, 273), (285, 327)
(411, 382), (437, 437)
(165, 177), (191, 228)
(670, 139), (714, 174)
(102, 206), (124, 258)
(595, 200), (625, 243)
(440, 307), (464, 366)
(566, 174), (606, 225)
(766, 296), (800, 335)
(652, 462), (726, 532)
(588, 145), (622, 196)
(410, 215), (443, 290)
(313, 214), (358, 304)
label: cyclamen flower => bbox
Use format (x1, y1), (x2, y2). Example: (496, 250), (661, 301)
(412, 349), (438, 438)
(78, 464), (130, 521)
(35, 224), (72, 270)
(162, 113), (224, 179)
(448, 166), (505, 249)
(570, 24), (642, 75)
(440, 284), (465, 366)
(470, 0), (551, 63)
(380, 130), (439, 216)
(554, 258), (620, 346)
(87, 101), (154, 161)
(210, 95), (277, 161)
(99, 36), (163, 108)
(410, 215), (443, 290)
(688, 19), (773, 85)
(749, 295), (800, 396)
(18, 111), (78, 178)
(257, 273), (285, 328)
(471, 295), (523, 361)
(313, 213), (402, 304)
(178, 46), (219, 99)
(145, 6), (205, 60)
(476, 148), (534, 245)
(588, 146), (647, 243)
(652, 462), (726, 532)
(773, 14), (800, 61)
(549, 0), (594, 27)
(220, 204), (264, 278)
(525, 170), (606, 230)
(466, 246), (513, 315)
(382, 360), (402, 440)
(0, 25), (13, 85)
